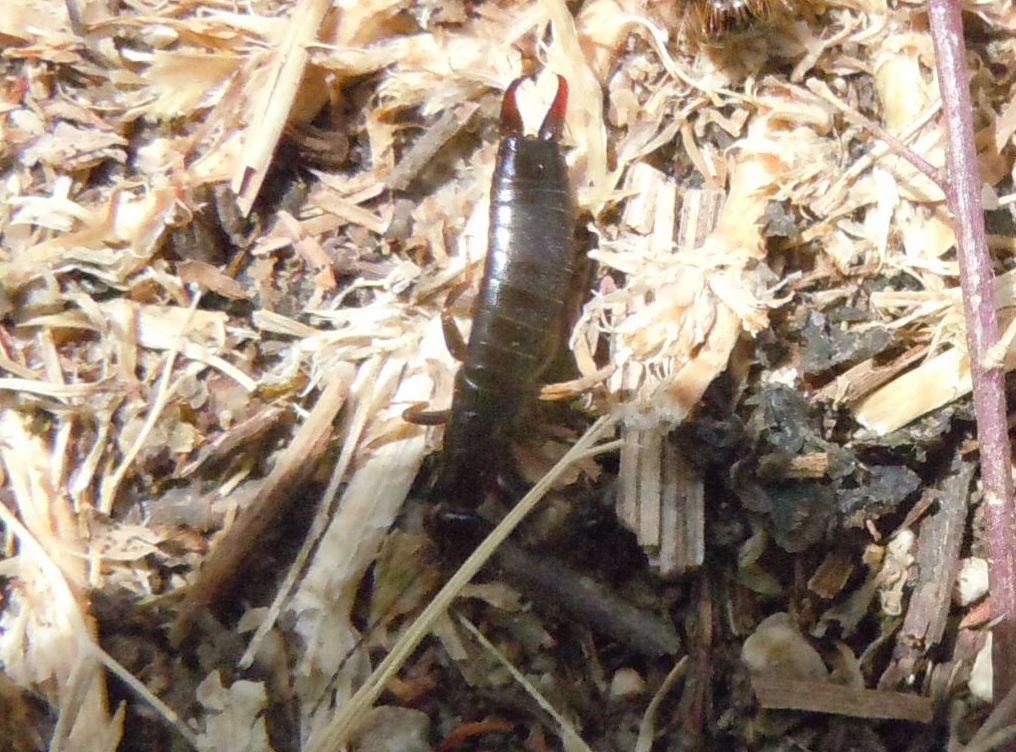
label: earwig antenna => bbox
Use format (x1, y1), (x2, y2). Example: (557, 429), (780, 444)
(500, 77), (525, 137)
(538, 75), (568, 141)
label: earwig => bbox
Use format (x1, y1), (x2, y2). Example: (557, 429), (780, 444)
(686, 0), (780, 39)
(399, 80), (684, 656)
(425, 75), (579, 508)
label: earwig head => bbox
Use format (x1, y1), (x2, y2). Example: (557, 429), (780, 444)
(499, 75), (569, 141)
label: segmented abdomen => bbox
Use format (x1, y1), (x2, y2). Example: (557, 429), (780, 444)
(438, 84), (577, 507)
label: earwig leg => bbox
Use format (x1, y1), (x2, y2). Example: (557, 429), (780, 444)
(403, 402), (450, 425)
(441, 280), (472, 361)
(539, 364), (615, 401)
(441, 314), (468, 362)
(500, 77), (526, 136)
(538, 75), (569, 141)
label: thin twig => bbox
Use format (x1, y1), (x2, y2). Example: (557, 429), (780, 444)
(492, 538), (680, 656)
(91, 645), (201, 750)
(927, 0), (1016, 708)
(636, 657), (688, 752)
(456, 613), (594, 752)
(966, 680), (1016, 752)
(806, 79), (944, 190)
(964, 726), (1016, 752)
(99, 291), (202, 514)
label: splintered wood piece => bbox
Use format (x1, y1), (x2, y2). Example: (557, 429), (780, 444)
(854, 347), (971, 433)
(232, 0), (331, 214)
(172, 377), (348, 641)
(808, 549), (855, 600)
(652, 439), (704, 575)
(959, 597), (992, 630)
(614, 178), (721, 577)
(636, 427), (663, 548)
(178, 404), (291, 477)
(785, 452), (832, 479)
(675, 184), (725, 252)
(384, 103), (480, 191)
(902, 461), (973, 644)
(815, 344), (927, 405)
(616, 425), (643, 541)
(750, 674), (933, 723)
(879, 459), (974, 689)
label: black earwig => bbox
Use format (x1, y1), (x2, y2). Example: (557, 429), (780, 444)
(420, 75), (579, 508)
(401, 79), (680, 657)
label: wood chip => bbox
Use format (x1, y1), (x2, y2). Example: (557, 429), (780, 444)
(177, 260), (253, 300)
(808, 550), (855, 600)
(232, 0), (332, 214)
(879, 459), (974, 688)
(384, 102), (480, 192)
(172, 376), (348, 640)
(751, 674), (933, 723)
(613, 180), (719, 577)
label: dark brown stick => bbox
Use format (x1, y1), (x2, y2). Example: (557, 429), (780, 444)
(927, 0), (1016, 707)
(492, 540), (681, 657)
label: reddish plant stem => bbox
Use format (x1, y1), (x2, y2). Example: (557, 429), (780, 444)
(927, 0), (1016, 705)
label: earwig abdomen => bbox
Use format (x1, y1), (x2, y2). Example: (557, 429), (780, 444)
(437, 77), (578, 507)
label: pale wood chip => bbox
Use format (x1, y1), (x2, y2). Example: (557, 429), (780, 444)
(232, 0), (332, 213)
(177, 260), (253, 300)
